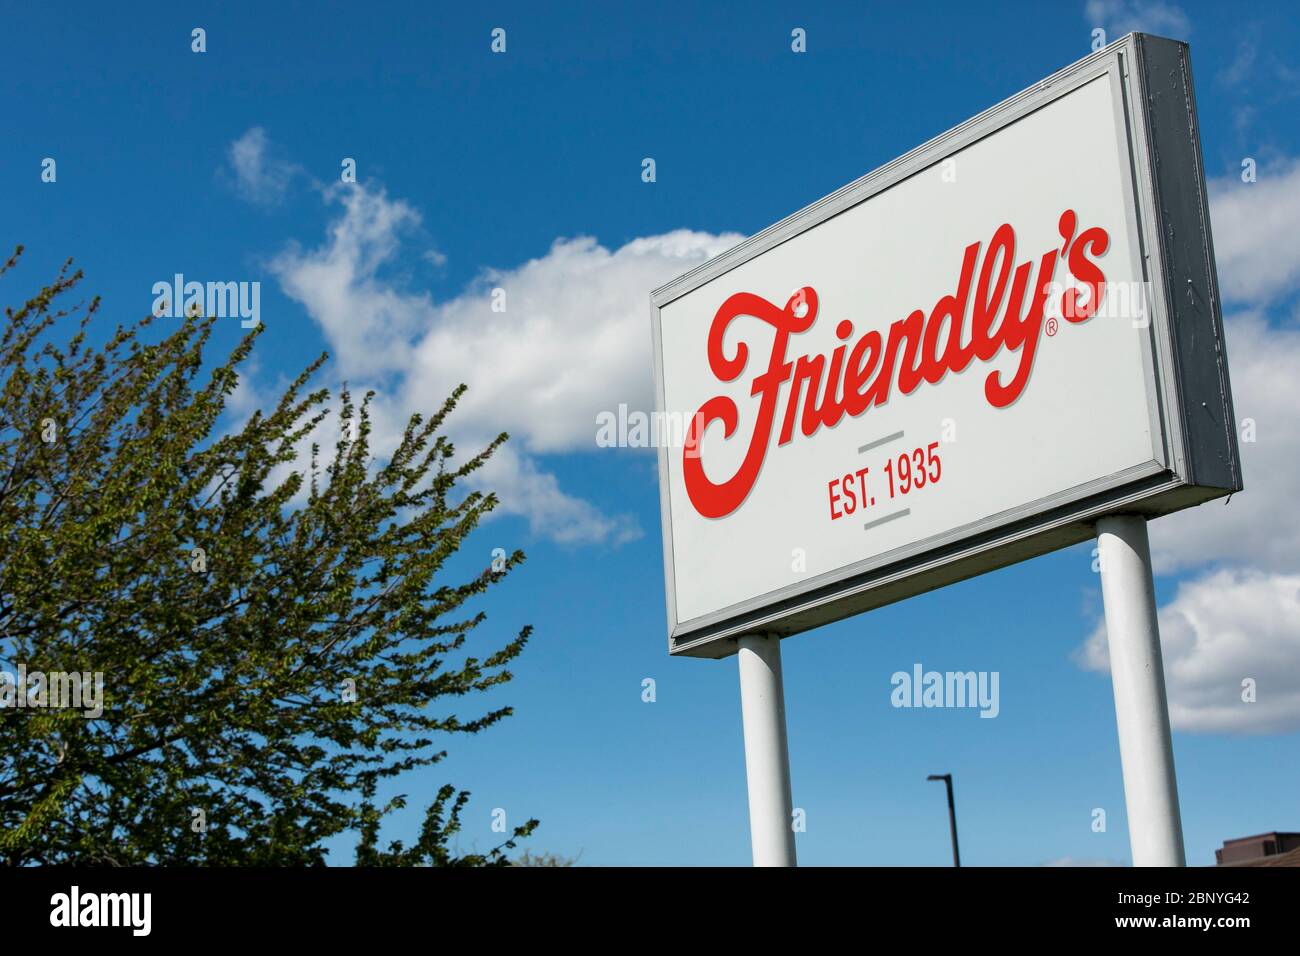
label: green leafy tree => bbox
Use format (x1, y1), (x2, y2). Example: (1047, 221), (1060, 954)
(0, 249), (537, 865)
(510, 849), (581, 867)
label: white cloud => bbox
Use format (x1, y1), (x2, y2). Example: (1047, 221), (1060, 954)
(1078, 155), (1300, 735)
(259, 157), (740, 544)
(401, 230), (742, 455)
(1209, 160), (1300, 306)
(1146, 312), (1300, 575)
(478, 444), (640, 545)
(1084, 0), (1191, 39)
(225, 356), (269, 422)
(1217, 37), (1257, 88)
(270, 184), (428, 379)
(226, 127), (298, 206)
(1077, 570), (1300, 733)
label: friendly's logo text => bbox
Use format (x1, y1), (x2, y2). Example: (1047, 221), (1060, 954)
(683, 210), (1109, 519)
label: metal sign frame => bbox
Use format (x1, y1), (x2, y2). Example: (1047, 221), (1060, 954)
(650, 33), (1240, 659)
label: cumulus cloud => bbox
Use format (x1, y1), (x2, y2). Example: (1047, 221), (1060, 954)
(1084, 0), (1191, 39)
(478, 444), (640, 545)
(1146, 312), (1300, 574)
(1075, 150), (1300, 734)
(226, 127), (299, 205)
(270, 184), (428, 378)
(1209, 160), (1300, 306)
(251, 135), (740, 544)
(1144, 163), (1300, 577)
(1077, 570), (1300, 733)
(400, 230), (741, 455)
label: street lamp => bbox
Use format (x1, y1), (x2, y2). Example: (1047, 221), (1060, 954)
(927, 773), (961, 867)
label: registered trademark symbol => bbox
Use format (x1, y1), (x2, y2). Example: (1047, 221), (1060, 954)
(1046, 317), (1059, 337)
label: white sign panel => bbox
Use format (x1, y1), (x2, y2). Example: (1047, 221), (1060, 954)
(651, 35), (1239, 657)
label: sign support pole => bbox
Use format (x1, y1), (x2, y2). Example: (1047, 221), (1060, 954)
(737, 634), (797, 866)
(1096, 514), (1186, 867)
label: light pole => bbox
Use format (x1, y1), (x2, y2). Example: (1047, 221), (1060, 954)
(927, 773), (961, 867)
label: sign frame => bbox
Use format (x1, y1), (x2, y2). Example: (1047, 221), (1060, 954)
(649, 33), (1240, 659)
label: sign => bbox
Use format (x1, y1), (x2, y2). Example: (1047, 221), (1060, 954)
(650, 34), (1240, 658)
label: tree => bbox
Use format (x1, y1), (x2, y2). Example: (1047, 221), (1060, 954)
(0, 248), (537, 865)
(510, 849), (581, 867)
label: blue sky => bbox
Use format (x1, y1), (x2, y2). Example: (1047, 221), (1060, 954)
(3, 0), (1299, 865)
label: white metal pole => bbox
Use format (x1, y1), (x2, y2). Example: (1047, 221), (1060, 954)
(737, 633), (797, 866)
(1096, 514), (1186, 867)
